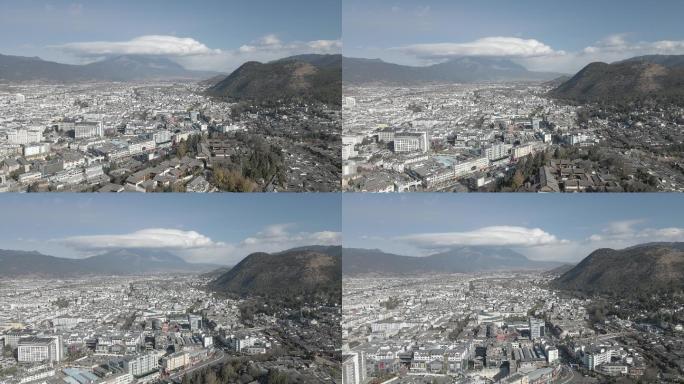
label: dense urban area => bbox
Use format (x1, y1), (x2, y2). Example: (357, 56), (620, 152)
(342, 273), (684, 384)
(0, 81), (341, 192)
(0, 275), (342, 384)
(342, 84), (684, 192)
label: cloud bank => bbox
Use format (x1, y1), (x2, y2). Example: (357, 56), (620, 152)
(393, 34), (684, 73)
(51, 34), (341, 72)
(396, 37), (562, 59)
(588, 219), (684, 243)
(62, 228), (221, 250)
(59, 225), (341, 265)
(52, 35), (222, 57)
(398, 226), (566, 250)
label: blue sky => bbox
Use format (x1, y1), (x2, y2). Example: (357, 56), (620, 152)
(343, 0), (684, 73)
(343, 194), (684, 262)
(0, 194), (341, 265)
(0, 0), (341, 71)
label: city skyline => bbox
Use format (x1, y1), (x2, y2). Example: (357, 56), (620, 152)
(343, 0), (684, 72)
(343, 194), (684, 262)
(0, 0), (341, 71)
(0, 194), (341, 265)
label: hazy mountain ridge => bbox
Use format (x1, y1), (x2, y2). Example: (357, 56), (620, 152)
(0, 53), (217, 82)
(343, 56), (564, 84)
(209, 246), (342, 302)
(0, 248), (217, 277)
(342, 247), (564, 276)
(549, 54), (684, 105)
(551, 242), (684, 296)
(205, 54), (341, 106)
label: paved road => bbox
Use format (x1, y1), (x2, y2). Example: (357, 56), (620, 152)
(555, 365), (576, 384)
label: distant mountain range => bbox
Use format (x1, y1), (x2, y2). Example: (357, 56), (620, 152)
(205, 54), (341, 106)
(551, 242), (684, 296)
(0, 53), (218, 82)
(209, 246), (341, 302)
(342, 247), (564, 276)
(0, 249), (217, 277)
(549, 54), (684, 105)
(342, 56), (564, 84)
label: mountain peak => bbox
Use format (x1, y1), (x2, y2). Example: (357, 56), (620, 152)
(550, 55), (684, 105)
(209, 247), (341, 303)
(552, 242), (684, 296)
(205, 53), (341, 106)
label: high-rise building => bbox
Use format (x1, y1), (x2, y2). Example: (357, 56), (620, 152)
(529, 317), (545, 340)
(342, 351), (366, 384)
(188, 314), (202, 331)
(546, 346), (559, 363)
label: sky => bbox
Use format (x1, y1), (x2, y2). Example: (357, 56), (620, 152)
(343, 0), (684, 73)
(343, 194), (684, 263)
(0, 0), (341, 72)
(0, 194), (341, 265)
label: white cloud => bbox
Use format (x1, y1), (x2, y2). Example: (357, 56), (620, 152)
(176, 35), (340, 72)
(238, 34), (341, 55)
(241, 223), (341, 247)
(392, 34), (684, 73)
(259, 34), (282, 46)
(60, 225), (340, 265)
(588, 220), (684, 243)
(395, 37), (563, 60)
(52, 35), (222, 57)
(398, 226), (567, 249)
(62, 228), (222, 250)
(307, 39), (343, 51)
(50, 33), (343, 72)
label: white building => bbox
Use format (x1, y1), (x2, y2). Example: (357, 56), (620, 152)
(394, 132), (429, 153)
(17, 336), (62, 363)
(454, 157), (489, 177)
(484, 143), (512, 161)
(161, 351), (189, 372)
(23, 143), (50, 157)
(583, 348), (617, 371)
(7, 128), (43, 145)
(74, 122), (104, 139)
(342, 351), (366, 384)
(128, 139), (156, 156)
(343, 96), (356, 108)
(546, 346), (559, 363)
(124, 352), (160, 377)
